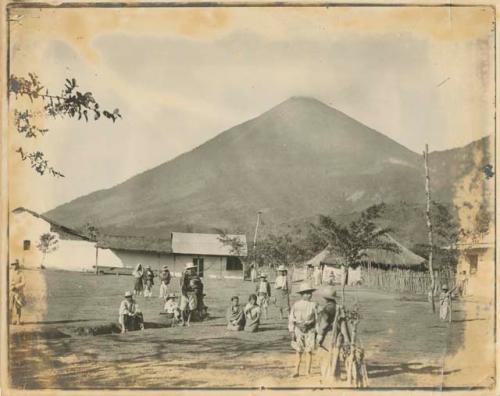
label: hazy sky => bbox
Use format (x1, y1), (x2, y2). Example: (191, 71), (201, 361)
(8, 6), (495, 212)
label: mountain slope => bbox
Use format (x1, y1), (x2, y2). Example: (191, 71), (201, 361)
(45, 97), (491, 241)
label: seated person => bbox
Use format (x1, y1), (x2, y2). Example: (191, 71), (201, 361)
(164, 293), (182, 323)
(226, 296), (245, 331)
(119, 291), (144, 333)
(244, 294), (261, 333)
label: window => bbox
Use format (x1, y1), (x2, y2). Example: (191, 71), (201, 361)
(468, 254), (478, 275)
(226, 257), (243, 271)
(23, 240), (31, 251)
(193, 257), (204, 277)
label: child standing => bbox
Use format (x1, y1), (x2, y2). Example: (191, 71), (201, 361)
(256, 273), (271, 320)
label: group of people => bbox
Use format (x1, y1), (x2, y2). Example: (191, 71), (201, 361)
(119, 262), (207, 333)
(225, 265), (291, 332)
(132, 263), (169, 298)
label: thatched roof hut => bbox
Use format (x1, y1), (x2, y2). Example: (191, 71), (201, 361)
(308, 234), (426, 270)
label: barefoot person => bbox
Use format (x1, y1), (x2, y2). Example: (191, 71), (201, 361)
(439, 284), (456, 322)
(10, 260), (25, 325)
(288, 282), (319, 378)
(256, 273), (271, 320)
(180, 262), (201, 326)
(244, 294), (261, 332)
(226, 296), (245, 331)
(158, 265), (172, 299)
(275, 265), (290, 320)
(119, 291), (144, 333)
(143, 265), (155, 298)
(132, 263), (144, 296)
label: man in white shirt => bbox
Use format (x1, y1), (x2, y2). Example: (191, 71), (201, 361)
(119, 291), (144, 333)
(275, 265), (290, 320)
(288, 282), (319, 377)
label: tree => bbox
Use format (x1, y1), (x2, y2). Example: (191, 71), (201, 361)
(82, 223), (100, 275)
(36, 232), (59, 269)
(310, 203), (400, 303)
(218, 230), (308, 280)
(8, 73), (122, 177)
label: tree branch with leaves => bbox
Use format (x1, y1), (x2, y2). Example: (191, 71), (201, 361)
(9, 73), (122, 177)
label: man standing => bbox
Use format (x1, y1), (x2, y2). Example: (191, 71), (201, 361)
(180, 262), (202, 326)
(10, 260), (25, 325)
(143, 265), (155, 298)
(288, 282), (319, 378)
(158, 265), (172, 299)
(118, 291), (144, 333)
(275, 265), (290, 320)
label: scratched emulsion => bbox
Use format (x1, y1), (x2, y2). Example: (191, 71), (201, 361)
(5, 5), (496, 392)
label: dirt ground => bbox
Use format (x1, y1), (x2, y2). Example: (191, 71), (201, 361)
(8, 269), (496, 390)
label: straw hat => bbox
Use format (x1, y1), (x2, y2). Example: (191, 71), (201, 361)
(277, 265), (287, 272)
(259, 273), (267, 278)
(162, 265), (169, 270)
(185, 262), (196, 270)
(319, 286), (337, 300)
(166, 293), (177, 299)
(441, 284), (449, 291)
(297, 282), (316, 294)
(124, 291), (133, 297)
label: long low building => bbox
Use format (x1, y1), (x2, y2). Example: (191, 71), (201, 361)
(10, 207), (247, 279)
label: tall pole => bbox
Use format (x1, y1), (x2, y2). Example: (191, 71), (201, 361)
(252, 211), (262, 271)
(253, 211), (262, 251)
(423, 144), (436, 313)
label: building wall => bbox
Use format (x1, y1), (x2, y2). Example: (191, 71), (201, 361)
(10, 211), (97, 271)
(99, 249), (175, 272)
(457, 247), (494, 302)
(173, 254), (243, 279)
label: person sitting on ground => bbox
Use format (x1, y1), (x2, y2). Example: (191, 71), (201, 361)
(256, 273), (271, 320)
(244, 294), (261, 332)
(164, 293), (181, 325)
(275, 265), (290, 320)
(10, 260), (25, 325)
(159, 265), (172, 299)
(119, 291), (144, 333)
(289, 282), (320, 378)
(226, 296), (245, 331)
(143, 265), (155, 298)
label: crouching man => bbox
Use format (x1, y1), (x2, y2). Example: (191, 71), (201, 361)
(119, 291), (144, 333)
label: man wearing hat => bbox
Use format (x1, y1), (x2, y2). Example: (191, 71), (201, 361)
(179, 262), (203, 326)
(255, 273), (271, 320)
(10, 260), (25, 325)
(288, 282), (320, 378)
(158, 265), (172, 299)
(118, 291), (144, 333)
(275, 265), (290, 320)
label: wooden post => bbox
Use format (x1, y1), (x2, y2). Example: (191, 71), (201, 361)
(95, 246), (99, 275)
(423, 144), (436, 313)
